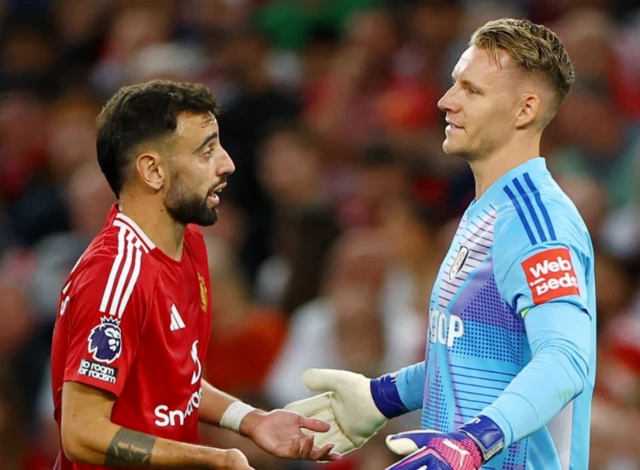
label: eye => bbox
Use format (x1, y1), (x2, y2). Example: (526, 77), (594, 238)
(466, 87), (478, 95)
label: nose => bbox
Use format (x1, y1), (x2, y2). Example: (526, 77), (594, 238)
(217, 148), (236, 177)
(437, 86), (459, 114)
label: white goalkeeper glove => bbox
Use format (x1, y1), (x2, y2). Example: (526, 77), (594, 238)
(284, 369), (408, 455)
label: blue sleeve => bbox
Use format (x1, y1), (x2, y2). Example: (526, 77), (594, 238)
(492, 204), (592, 319)
(480, 204), (594, 447)
(395, 362), (425, 412)
(480, 302), (591, 446)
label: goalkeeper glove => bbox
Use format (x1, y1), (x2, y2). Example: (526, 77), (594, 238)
(385, 416), (505, 470)
(284, 369), (410, 455)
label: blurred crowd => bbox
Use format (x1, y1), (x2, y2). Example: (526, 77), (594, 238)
(0, 0), (639, 468)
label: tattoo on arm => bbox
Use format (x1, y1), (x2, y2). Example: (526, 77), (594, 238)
(104, 428), (157, 467)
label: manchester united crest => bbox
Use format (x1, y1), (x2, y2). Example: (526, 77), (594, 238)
(198, 273), (208, 312)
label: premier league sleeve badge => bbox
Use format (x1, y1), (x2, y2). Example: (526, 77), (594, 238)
(87, 316), (123, 364)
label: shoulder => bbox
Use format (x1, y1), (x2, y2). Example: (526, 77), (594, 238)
(493, 172), (591, 255)
(69, 224), (157, 306)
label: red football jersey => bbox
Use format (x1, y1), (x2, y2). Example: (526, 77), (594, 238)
(51, 205), (213, 470)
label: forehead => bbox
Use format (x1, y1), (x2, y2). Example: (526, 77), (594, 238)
(453, 45), (515, 86)
(174, 112), (218, 139)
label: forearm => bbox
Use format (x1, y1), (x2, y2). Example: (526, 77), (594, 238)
(395, 361), (425, 412)
(63, 418), (222, 468)
(481, 339), (588, 446)
(480, 304), (591, 447)
(198, 380), (266, 436)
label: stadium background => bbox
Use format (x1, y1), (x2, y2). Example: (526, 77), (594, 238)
(0, 0), (639, 468)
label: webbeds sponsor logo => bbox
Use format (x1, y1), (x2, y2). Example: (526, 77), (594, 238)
(522, 247), (580, 304)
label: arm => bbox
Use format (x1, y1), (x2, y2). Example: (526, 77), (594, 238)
(394, 362), (426, 413)
(480, 302), (590, 446)
(385, 304), (591, 469)
(197, 379), (266, 431)
(197, 379), (339, 462)
(61, 382), (250, 469)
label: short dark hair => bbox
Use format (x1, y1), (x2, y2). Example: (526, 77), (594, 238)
(96, 80), (220, 197)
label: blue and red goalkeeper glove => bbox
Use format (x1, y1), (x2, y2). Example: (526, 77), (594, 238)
(385, 416), (505, 470)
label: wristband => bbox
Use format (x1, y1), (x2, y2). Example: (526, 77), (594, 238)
(220, 401), (256, 433)
(459, 415), (505, 462)
(370, 373), (409, 419)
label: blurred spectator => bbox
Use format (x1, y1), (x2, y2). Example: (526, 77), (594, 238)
(0, 280), (35, 368)
(264, 228), (423, 407)
(204, 237), (288, 398)
(0, 7), (59, 96)
(255, 0), (381, 52)
(550, 77), (640, 210)
(338, 144), (410, 228)
(0, 374), (27, 470)
(380, 196), (449, 327)
(255, 121), (341, 312)
(91, 1), (175, 94)
(47, 90), (102, 182)
(214, 29), (301, 280)
(306, 9), (399, 154)
(0, 90), (71, 246)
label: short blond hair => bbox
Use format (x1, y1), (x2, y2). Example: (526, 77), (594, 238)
(471, 18), (575, 122)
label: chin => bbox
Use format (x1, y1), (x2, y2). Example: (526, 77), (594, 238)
(442, 139), (465, 156)
(199, 208), (219, 227)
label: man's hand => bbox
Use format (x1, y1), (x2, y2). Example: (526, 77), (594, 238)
(242, 409), (342, 461)
(385, 430), (483, 470)
(384, 416), (505, 470)
(284, 369), (390, 455)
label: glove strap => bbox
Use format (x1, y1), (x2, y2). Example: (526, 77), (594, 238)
(370, 373), (409, 419)
(459, 415), (505, 463)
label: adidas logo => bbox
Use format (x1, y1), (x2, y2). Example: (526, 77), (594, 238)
(170, 304), (186, 331)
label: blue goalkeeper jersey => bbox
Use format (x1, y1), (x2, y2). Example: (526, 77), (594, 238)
(399, 157), (596, 469)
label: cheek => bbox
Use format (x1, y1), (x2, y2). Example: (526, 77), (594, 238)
(473, 102), (511, 135)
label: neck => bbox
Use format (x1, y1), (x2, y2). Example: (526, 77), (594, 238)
(119, 192), (186, 261)
(470, 132), (541, 200)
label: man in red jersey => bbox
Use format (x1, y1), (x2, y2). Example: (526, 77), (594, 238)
(50, 80), (340, 470)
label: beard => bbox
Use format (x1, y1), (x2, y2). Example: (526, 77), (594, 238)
(164, 173), (219, 227)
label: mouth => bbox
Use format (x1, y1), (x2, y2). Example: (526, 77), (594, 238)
(445, 119), (464, 132)
(207, 183), (226, 206)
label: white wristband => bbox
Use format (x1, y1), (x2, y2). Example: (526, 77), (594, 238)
(220, 401), (256, 433)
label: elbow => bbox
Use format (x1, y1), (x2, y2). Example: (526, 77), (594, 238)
(61, 418), (92, 464)
(565, 345), (590, 398)
(537, 340), (590, 400)
(61, 426), (82, 463)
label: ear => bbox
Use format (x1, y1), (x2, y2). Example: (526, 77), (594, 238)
(136, 153), (165, 192)
(515, 93), (540, 129)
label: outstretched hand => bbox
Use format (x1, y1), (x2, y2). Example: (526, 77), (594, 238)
(243, 409), (342, 462)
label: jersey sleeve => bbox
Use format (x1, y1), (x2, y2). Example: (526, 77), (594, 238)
(64, 254), (148, 397)
(492, 204), (592, 318)
(395, 361), (425, 412)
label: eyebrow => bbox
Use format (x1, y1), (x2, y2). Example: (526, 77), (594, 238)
(452, 74), (483, 90)
(194, 132), (218, 153)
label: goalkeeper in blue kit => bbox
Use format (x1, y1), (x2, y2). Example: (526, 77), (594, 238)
(285, 18), (595, 470)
